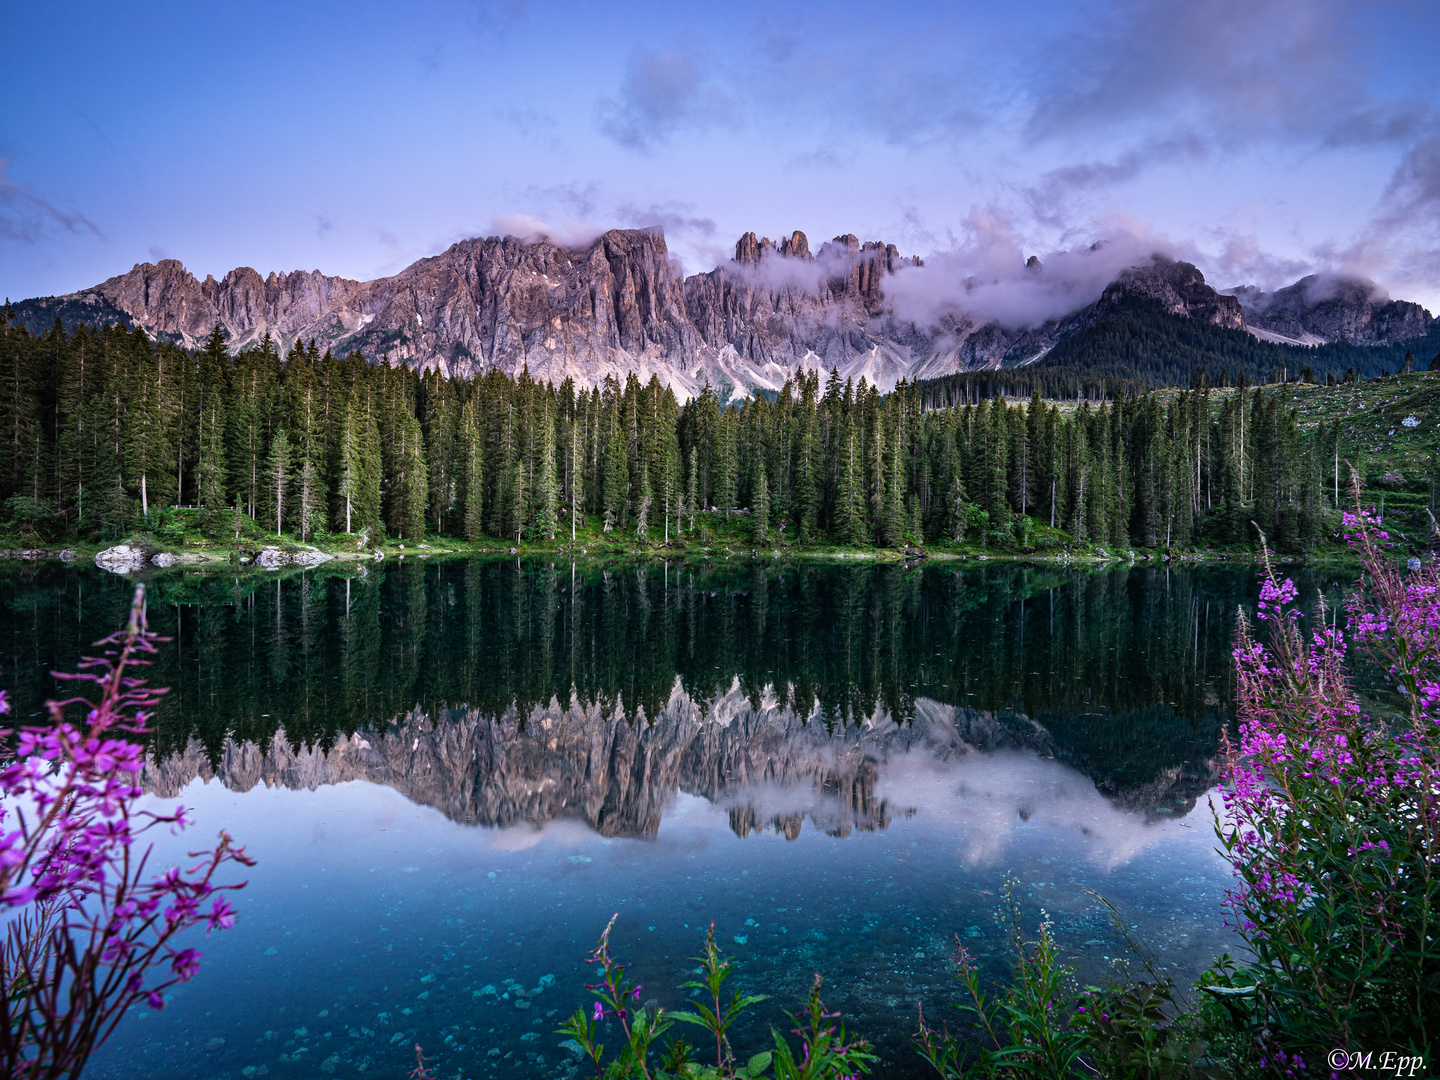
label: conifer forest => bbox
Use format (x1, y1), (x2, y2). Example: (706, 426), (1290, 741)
(0, 319), (1349, 553)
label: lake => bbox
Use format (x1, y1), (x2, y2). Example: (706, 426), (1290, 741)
(0, 558), (1343, 1079)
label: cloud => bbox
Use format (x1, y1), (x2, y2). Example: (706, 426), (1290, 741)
(1014, 0), (1438, 244)
(518, 181), (601, 221)
(472, 0), (526, 36)
(1334, 134), (1440, 301)
(615, 201), (715, 240)
(883, 208), (1191, 330)
(1380, 133), (1440, 226)
(1204, 229), (1311, 292)
(597, 44), (733, 152)
(488, 213), (607, 248)
(1024, 134), (1209, 227)
(1027, 0), (1426, 149)
(314, 214), (334, 239)
(0, 158), (101, 244)
(614, 200), (716, 271)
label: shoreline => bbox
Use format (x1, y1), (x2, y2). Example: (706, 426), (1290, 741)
(0, 536), (1365, 574)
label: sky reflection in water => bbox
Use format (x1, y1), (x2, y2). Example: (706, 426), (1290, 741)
(0, 559), (1334, 1078)
(89, 745), (1229, 1080)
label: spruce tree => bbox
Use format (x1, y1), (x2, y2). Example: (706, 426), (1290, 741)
(567, 413), (584, 542)
(686, 447), (698, 533)
(264, 429), (291, 535)
(880, 423), (903, 547)
(753, 460), (769, 543)
(835, 430), (862, 545)
(356, 407), (382, 543)
(602, 413), (626, 533)
(461, 396), (485, 542)
(949, 471), (968, 543)
(535, 398), (557, 541)
(337, 398), (362, 535)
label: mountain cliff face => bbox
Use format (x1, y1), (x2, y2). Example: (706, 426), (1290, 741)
(1229, 274), (1435, 346)
(1099, 258), (1246, 329)
(15, 227), (1433, 399)
(141, 682), (1216, 839)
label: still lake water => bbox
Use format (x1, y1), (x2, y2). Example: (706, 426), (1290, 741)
(0, 558), (1348, 1078)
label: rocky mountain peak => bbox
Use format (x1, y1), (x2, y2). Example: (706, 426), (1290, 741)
(735, 230), (814, 265)
(13, 226), (1435, 401)
(1098, 256), (1245, 330)
(780, 230), (811, 259)
(1229, 273), (1434, 346)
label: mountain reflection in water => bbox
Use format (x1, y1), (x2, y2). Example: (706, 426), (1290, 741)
(141, 690), (1216, 847)
(2, 558), (1261, 824)
(4, 558), (1353, 1078)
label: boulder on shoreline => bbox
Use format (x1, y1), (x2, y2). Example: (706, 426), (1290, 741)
(255, 547), (333, 569)
(95, 545), (149, 574)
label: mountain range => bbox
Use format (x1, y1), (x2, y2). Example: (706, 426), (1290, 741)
(142, 683), (1216, 840)
(11, 226), (1435, 400)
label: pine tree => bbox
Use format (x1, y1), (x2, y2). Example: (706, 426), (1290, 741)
(834, 429), (863, 545)
(293, 453), (322, 541)
(122, 349), (163, 520)
(686, 447), (698, 533)
(264, 429), (291, 535)
(196, 398), (226, 525)
(880, 421), (903, 547)
(602, 413), (626, 533)
(356, 407), (382, 542)
(567, 412), (585, 542)
(393, 411), (428, 542)
(535, 398), (557, 541)
(634, 465), (651, 542)
(461, 396), (485, 542)
(337, 398), (362, 535)
(507, 457), (528, 542)
(949, 471), (968, 543)
(753, 459), (769, 542)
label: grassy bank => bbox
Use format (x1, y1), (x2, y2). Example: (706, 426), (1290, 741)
(0, 507), (1358, 574)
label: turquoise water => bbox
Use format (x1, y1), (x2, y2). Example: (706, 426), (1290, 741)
(1, 559), (1346, 1078)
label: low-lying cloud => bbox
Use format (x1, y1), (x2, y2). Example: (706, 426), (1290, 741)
(883, 211), (1187, 330)
(488, 213), (608, 249)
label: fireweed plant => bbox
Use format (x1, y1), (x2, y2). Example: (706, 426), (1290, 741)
(902, 488), (1440, 1077)
(1205, 494), (1440, 1063)
(556, 915), (875, 1079)
(913, 876), (1088, 1080)
(0, 583), (252, 1079)
(911, 876), (1200, 1080)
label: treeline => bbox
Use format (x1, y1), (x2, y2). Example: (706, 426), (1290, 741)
(0, 315), (1344, 551)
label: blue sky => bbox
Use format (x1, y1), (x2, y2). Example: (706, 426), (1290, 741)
(4, 0), (1439, 312)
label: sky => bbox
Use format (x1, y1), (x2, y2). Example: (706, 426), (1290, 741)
(3, 0), (1440, 318)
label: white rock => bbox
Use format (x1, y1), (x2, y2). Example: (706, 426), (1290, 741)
(95, 545), (147, 574)
(256, 547), (287, 569)
(151, 552), (179, 567)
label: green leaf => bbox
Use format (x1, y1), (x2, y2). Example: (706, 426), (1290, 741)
(668, 1009), (714, 1028)
(746, 1050), (773, 1075)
